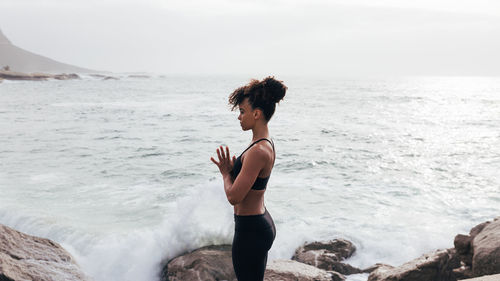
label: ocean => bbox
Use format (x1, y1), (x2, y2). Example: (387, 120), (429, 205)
(0, 75), (499, 281)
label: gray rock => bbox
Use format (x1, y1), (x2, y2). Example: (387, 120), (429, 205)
(161, 244), (236, 281)
(472, 217), (500, 277)
(362, 263), (392, 274)
(264, 259), (344, 281)
(292, 238), (362, 275)
(455, 234), (474, 266)
(368, 248), (460, 281)
(0, 223), (91, 281)
(470, 222), (491, 237)
(453, 265), (473, 280)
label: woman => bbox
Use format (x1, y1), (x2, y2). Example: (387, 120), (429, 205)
(210, 76), (287, 280)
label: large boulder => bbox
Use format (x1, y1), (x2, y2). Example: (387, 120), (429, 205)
(292, 238), (362, 275)
(472, 217), (500, 277)
(264, 259), (345, 281)
(161, 244), (236, 281)
(0, 223), (91, 281)
(368, 248), (460, 281)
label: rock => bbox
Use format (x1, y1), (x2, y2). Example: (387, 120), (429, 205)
(292, 238), (362, 275)
(0, 223), (91, 281)
(472, 217), (500, 277)
(103, 76), (119, 80)
(0, 70), (80, 81)
(161, 244), (236, 281)
(264, 259), (344, 281)
(0, 70), (47, 80)
(453, 220), (494, 269)
(367, 264), (394, 280)
(362, 263), (392, 274)
(453, 265), (473, 280)
(455, 234), (473, 254)
(53, 73), (80, 80)
(128, 74), (150, 78)
(470, 222), (491, 237)
(460, 273), (500, 281)
(368, 248), (460, 281)
(455, 234), (474, 266)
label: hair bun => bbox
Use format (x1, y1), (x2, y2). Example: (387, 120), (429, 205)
(262, 76), (287, 103)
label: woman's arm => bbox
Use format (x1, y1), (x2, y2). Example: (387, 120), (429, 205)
(211, 145), (266, 205)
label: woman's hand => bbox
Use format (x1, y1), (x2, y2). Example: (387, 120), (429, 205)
(210, 146), (236, 177)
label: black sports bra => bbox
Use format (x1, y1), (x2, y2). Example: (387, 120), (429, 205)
(230, 138), (275, 190)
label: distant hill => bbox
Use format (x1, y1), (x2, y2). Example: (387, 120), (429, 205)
(0, 28), (95, 73)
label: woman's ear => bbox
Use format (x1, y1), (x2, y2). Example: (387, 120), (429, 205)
(253, 108), (263, 120)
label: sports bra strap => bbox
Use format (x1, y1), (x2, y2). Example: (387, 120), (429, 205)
(240, 138), (275, 157)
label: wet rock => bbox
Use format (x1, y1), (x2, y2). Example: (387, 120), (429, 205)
(472, 217), (500, 277)
(264, 259), (345, 281)
(0, 223), (91, 281)
(161, 244), (236, 281)
(292, 238), (362, 275)
(368, 248), (460, 281)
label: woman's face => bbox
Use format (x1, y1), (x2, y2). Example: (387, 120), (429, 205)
(238, 98), (255, 131)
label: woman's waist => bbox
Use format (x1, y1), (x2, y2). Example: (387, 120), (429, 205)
(234, 208), (274, 231)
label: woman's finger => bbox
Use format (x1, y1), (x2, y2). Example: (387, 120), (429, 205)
(216, 148), (222, 161)
(210, 157), (219, 166)
(226, 146), (230, 160)
(220, 146), (226, 159)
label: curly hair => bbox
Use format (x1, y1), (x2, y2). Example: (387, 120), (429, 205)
(228, 76), (287, 121)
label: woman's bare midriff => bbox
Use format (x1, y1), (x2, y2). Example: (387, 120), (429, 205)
(234, 189), (266, 215)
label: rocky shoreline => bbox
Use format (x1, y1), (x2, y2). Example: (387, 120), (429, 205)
(0, 70), (81, 81)
(163, 216), (500, 281)
(1, 217), (499, 281)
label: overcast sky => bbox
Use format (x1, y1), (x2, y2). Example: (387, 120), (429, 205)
(1, 0), (499, 76)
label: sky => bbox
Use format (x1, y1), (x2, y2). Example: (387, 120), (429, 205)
(0, 0), (499, 76)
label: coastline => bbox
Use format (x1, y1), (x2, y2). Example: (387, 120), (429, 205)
(0, 70), (80, 81)
(2, 217), (500, 281)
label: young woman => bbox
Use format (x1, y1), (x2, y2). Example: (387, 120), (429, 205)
(210, 76), (287, 280)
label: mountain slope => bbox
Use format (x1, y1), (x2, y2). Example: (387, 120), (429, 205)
(0, 29), (95, 73)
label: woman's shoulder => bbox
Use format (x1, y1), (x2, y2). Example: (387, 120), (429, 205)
(244, 140), (274, 159)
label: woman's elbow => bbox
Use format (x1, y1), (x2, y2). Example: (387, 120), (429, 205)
(227, 194), (241, 205)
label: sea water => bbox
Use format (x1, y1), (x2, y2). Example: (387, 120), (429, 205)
(0, 75), (499, 281)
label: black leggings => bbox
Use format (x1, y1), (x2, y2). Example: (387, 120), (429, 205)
(232, 208), (276, 281)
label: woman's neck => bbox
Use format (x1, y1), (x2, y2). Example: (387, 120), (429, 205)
(251, 123), (269, 141)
